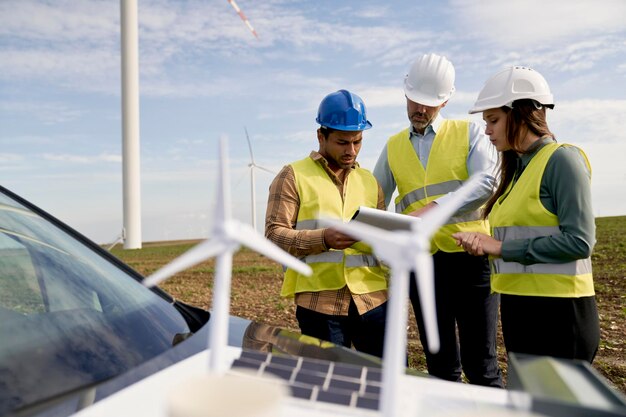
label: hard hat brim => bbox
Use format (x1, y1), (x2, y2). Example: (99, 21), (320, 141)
(404, 88), (453, 108)
(467, 104), (492, 114)
(318, 120), (373, 131)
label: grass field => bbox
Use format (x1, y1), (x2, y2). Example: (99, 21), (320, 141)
(111, 215), (626, 394)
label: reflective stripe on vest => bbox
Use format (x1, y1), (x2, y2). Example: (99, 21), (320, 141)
(298, 251), (379, 268)
(489, 143), (594, 298)
(396, 179), (463, 213)
(281, 156), (387, 297)
(492, 226), (592, 276)
(387, 121), (489, 253)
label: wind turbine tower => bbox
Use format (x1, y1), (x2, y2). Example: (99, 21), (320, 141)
(120, 0), (142, 249)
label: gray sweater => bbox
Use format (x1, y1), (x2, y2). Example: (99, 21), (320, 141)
(500, 137), (596, 265)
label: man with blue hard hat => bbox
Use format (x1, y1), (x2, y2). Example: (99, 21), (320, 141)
(265, 90), (389, 357)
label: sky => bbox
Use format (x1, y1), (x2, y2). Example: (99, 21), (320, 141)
(1, 0), (625, 245)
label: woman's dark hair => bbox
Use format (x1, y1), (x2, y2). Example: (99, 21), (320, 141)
(482, 99), (555, 218)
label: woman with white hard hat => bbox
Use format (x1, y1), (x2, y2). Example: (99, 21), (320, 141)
(454, 66), (600, 363)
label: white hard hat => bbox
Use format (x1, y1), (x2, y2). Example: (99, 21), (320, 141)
(404, 53), (455, 107)
(469, 66), (554, 114)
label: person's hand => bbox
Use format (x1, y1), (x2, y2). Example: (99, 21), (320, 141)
(452, 232), (502, 257)
(324, 228), (358, 250)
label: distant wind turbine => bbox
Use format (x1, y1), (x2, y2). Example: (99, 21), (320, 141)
(244, 127), (276, 233)
(143, 137), (311, 375)
(322, 173), (487, 417)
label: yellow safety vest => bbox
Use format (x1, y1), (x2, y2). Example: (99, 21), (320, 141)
(489, 143), (594, 297)
(281, 157), (388, 298)
(387, 120), (489, 253)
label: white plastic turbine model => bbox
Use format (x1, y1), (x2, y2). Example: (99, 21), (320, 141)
(143, 136), (311, 375)
(322, 173), (488, 417)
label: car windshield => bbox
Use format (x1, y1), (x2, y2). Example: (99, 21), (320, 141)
(0, 190), (192, 414)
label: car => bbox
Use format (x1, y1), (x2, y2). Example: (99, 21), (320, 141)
(2, 183), (625, 417)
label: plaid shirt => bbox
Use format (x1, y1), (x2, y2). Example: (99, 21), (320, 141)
(265, 151), (388, 316)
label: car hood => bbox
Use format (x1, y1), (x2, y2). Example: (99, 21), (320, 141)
(13, 315), (387, 417)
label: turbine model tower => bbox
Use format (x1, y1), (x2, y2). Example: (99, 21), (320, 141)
(143, 137), (310, 374)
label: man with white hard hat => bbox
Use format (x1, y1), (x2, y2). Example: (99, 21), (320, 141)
(373, 53), (503, 386)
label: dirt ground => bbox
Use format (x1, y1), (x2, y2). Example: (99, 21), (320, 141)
(113, 216), (626, 395)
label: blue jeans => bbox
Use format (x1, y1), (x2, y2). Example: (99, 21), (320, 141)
(295, 300), (387, 358)
(410, 251), (503, 387)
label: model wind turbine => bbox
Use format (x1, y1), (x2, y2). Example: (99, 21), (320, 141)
(143, 137), (311, 375)
(244, 127), (276, 232)
(322, 173), (488, 417)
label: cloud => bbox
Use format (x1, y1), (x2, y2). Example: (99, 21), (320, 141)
(549, 99), (626, 144)
(0, 48), (120, 93)
(359, 86), (405, 108)
(0, 101), (84, 124)
(0, 135), (55, 146)
(42, 153), (121, 164)
(0, 153), (23, 163)
(0, 0), (118, 43)
(450, 0), (626, 48)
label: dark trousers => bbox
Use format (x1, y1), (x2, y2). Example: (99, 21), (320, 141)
(295, 300), (387, 358)
(409, 251), (503, 387)
(501, 294), (600, 363)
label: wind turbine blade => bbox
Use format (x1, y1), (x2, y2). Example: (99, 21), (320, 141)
(143, 239), (229, 287)
(244, 126), (256, 165)
(255, 165), (277, 175)
(320, 218), (406, 261)
(229, 222), (312, 276)
(227, 0), (259, 39)
(413, 248), (439, 353)
(419, 173), (487, 238)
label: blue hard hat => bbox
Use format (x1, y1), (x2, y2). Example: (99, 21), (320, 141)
(315, 90), (372, 131)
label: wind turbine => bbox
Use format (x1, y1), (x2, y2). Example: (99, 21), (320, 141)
(227, 0), (259, 39)
(143, 136), (311, 375)
(244, 127), (276, 233)
(322, 174), (487, 417)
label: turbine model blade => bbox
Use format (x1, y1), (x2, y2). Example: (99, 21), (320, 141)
(412, 247), (439, 353)
(143, 239), (231, 288)
(229, 222), (311, 276)
(319, 218), (406, 263)
(323, 217), (440, 353)
(419, 173), (487, 238)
